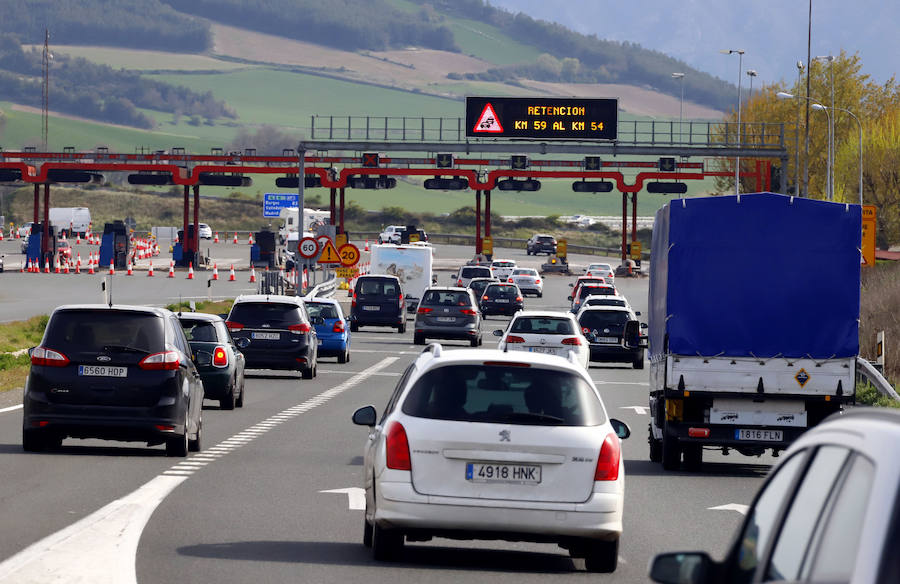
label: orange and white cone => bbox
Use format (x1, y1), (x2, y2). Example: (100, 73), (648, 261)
(364, 239), (369, 251)
(167, 261), (175, 278)
(44, 258), (51, 274)
(187, 262), (194, 280)
(88, 258), (95, 275)
(211, 263), (219, 281)
(64, 261), (70, 274)
(55, 261), (61, 274)
(229, 264), (236, 281)
(126, 260), (133, 276)
(0, 230), (4, 241)
(109, 260), (115, 276)
(75, 233), (80, 244)
(147, 261), (154, 277)
(248, 233), (254, 245)
(75, 254), (82, 274)
(233, 232), (238, 244)
(174, 233), (179, 244)
(249, 266), (257, 283)
(214, 232), (219, 243)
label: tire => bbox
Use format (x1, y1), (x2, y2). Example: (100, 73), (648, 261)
(338, 348), (349, 363)
(235, 378), (245, 408)
(220, 383), (236, 410)
(682, 444), (703, 472)
(537, 292), (543, 298)
(22, 430), (46, 452)
(413, 333), (425, 345)
(648, 424), (662, 463)
(363, 518), (373, 548)
(188, 417), (202, 452)
(398, 321), (406, 334)
(166, 432), (189, 457)
(661, 422), (681, 471)
(583, 538), (619, 573)
(302, 365), (314, 379)
(470, 335), (480, 347)
(350, 322), (359, 333)
(632, 352), (645, 369)
(372, 523), (403, 561)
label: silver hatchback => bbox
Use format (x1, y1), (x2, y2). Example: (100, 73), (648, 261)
(413, 287), (482, 346)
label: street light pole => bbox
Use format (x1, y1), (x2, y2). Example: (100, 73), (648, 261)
(721, 49), (745, 194)
(815, 55), (836, 199)
(795, 61), (804, 196)
(746, 69), (757, 100)
(777, 92), (832, 200)
(815, 104), (863, 205)
(672, 72), (685, 140)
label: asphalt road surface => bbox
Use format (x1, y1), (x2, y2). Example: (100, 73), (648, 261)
(0, 240), (775, 583)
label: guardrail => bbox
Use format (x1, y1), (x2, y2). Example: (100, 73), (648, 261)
(303, 274), (338, 299)
(856, 357), (900, 401)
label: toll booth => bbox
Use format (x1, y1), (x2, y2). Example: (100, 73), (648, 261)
(251, 229), (277, 268)
(25, 223), (58, 269)
(174, 224), (196, 267)
(99, 221), (130, 269)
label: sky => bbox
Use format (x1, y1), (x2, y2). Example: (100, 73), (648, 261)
(491, 0), (898, 89)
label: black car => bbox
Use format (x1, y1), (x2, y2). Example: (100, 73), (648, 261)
(178, 313), (246, 410)
(526, 233), (557, 256)
(226, 294), (319, 379)
(577, 306), (646, 369)
(413, 287), (482, 346)
(479, 282), (524, 316)
(467, 277), (499, 299)
(350, 275), (406, 333)
(22, 304), (204, 456)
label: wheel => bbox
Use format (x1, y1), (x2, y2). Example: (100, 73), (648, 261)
(661, 422), (681, 471)
(372, 523), (403, 561)
(22, 430), (46, 452)
(350, 321), (359, 332)
(470, 335), (480, 347)
(338, 348), (349, 363)
(537, 292), (543, 298)
(682, 444), (703, 472)
(220, 383), (236, 410)
(413, 333), (425, 345)
(188, 417), (202, 452)
(363, 518), (373, 548)
(235, 383), (244, 407)
(648, 425), (662, 463)
(583, 538), (619, 573)
(398, 321), (406, 334)
(166, 432), (189, 457)
(632, 352), (645, 369)
(302, 364), (314, 379)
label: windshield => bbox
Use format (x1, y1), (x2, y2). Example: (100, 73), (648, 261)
(228, 303), (302, 328)
(422, 290), (473, 306)
(579, 310), (630, 332)
(492, 262), (514, 268)
(401, 364), (605, 426)
(461, 267), (491, 279)
(484, 284), (519, 299)
(44, 310), (164, 353)
(579, 286), (614, 299)
(306, 302), (339, 319)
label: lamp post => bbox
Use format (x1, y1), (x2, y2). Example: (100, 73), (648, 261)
(795, 61), (804, 196)
(672, 72), (685, 140)
(777, 91), (832, 199)
(814, 55), (836, 199)
(746, 69), (758, 99)
(721, 49), (745, 194)
(814, 104), (863, 205)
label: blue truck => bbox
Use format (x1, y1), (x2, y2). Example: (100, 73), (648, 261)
(648, 193), (861, 470)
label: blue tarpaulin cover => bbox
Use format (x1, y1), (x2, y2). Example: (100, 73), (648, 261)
(649, 193), (861, 359)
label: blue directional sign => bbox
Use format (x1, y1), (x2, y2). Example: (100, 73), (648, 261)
(263, 193), (300, 217)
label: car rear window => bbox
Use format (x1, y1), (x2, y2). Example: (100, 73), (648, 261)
(402, 364), (605, 426)
(513, 269), (536, 276)
(537, 236), (555, 243)
(306, 303), (339, 319)
(461, 267), (491, 279)
(484, 284), (518, 298)
(422, 290), (472, 306)
(510, 317), (575, 335)
(579, 311), (630, 330)
(579, 286), (614, 299)
(585, 298), (626, 307)
(44, 310), (164, 353)
(228, 302), (303, 327)
(492, 262), (515, 268)
(357, 278), (400, 297)
(180, 320), (218, 342)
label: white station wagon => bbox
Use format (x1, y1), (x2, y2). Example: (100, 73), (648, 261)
(352, 346), (630, 572)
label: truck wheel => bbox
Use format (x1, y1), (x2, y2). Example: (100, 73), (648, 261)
(661, 423), (681, 471)
(648, 427), (662, 463)
(682, 444), (703, 472)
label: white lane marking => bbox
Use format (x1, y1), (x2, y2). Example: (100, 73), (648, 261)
(0, 405), (23, 414)
(318, 369), (401, 377)
(0, 357), (399, 583)
(0, 475), (187, 584)
(620, 406), (649, 415)
(594, 381), (650, 386)
(321, 487), (366, 510)
(708, 503), (749, 515)
(352, 349), (420, 355)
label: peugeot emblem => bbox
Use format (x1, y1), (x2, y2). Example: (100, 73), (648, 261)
(499, 430), (510, 442)
(96, 355), (111, 362)
(540, 337), (546, 345)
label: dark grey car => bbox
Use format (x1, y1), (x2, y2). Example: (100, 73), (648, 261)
(413, 287), (482, 346)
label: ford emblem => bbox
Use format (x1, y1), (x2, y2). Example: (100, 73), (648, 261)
(97, 355), (111, 362)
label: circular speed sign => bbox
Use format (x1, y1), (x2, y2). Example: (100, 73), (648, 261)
(338, 243), (361, 267)
(298, 237), (319, 259)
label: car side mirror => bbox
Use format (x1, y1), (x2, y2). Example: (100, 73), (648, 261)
(609, 418), (631, 439)
(352, 405), (377, 427)
(492, 329), (504, 337)
(634, 311), (641, 316)
(641, 322), (649, 329)
(432, 274), (438, 284)
(567, 296), (573, 301)
(649, 552), (714, 584)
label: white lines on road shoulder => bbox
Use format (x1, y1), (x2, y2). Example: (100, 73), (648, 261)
(0, 357), (400, 584)
(0, 404), (22, 414)
(708, 503), (749, 515)
(620, 406), (649, 415)
(318, 369), (400, 377)
(320, 487), (366, 510)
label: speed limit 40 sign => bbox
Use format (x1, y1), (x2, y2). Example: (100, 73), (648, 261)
(298, 237), (319, 259)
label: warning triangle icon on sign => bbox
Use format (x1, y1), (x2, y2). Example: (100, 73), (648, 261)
(473, 103), (504, 133)
(318, 239), (341, 264)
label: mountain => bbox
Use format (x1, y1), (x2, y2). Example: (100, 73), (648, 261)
(491, 0), (898, 87)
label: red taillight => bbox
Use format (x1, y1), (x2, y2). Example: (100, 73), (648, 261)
(594, 433), (621, 481)
(333, 320), (345, 333)
(460, 308), (477, 315)
(385, 421), (411, 471)
(30, 347), (70, 367)
(155, 424), (175, 432)
(213, 346), (228, 367)
(505, 335), (525, 343)
(417, 307), (433, 314)
(288, 323), (311, 334)
(508, 278), (514, 283)
(515, 296), (523, 302)
(482, 295), (489, 301)
(457, 279), (463, 286)
(534, 279), (541, 284)
(561, 337), (582, 346)
(351, 293), (357, 308)
(225, 321), (244, 331)
(688, 427), (710, 438)
(139, 351), (180, 371)
(582, 327), (590, 334)
(483, 360), (530, 367)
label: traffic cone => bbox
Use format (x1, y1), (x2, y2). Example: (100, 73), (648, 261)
(147, 261), (154, 277)
(15, 229), (20, 239)
(88, 259), (95, 275)
(168, 262), (175, 278)
(64, 261), (70, 274)
(76, 233), (80, 244)
(214, 232), (219, 243)
(211, 263), (219, 281)
(55, 261), (60, 274)
(109, 260), (115, 276)
(44, 258), (50, 274)
(248, 233), (254, 245)
(249, 266), (257, 283)
(187, 262), (194, 280)
(233, 232), (238, 244)
(126, 260), (133, 276)
(0, 229), (4, 241)
(229, 264), (236, 281)
(174, 233), (179, 244)
(364, 239), (369, 251)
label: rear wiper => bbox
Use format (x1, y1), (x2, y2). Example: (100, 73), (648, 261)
(102, 345), (149, 354)
(501, 412), (565, 425)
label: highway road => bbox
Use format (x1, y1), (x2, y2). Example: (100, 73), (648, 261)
(0, 239), (775, 583)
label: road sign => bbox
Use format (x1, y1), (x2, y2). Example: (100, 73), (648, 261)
(335, 232), (348, 247)
(862, 205), (876, 267)
(338, 243), (360, 267)
(336, 267), (359, 279)
(298, 237), (319, 259)
(408, 232), (420, 243)
(482, 236), (493, 255)
(630, 241), (642, 260)
(466, 97), (618, 140)
(263, 193), (299, 218)
(557, 239), (567, 258)
(317, 238), (341, 264)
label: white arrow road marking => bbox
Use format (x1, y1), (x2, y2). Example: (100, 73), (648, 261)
(321, 487), (366, 510)
(620, 406), (648, 415)
(0, 357), (398, 583)
(708, 503), (749, 515)
(0, 404), (23, 414)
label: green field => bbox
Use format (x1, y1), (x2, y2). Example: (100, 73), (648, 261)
(24, 45), (247, 72)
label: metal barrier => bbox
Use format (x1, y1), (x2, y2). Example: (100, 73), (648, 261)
(303, 274), (338, 300)
(257, 270), (286, 295)
(856, 357), (900, 401)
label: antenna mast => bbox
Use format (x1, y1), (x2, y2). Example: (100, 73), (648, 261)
(42, 29), (50, 151)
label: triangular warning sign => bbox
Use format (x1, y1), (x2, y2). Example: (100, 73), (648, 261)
(473, 103), (504, 133)
(317, 239), (341, 264)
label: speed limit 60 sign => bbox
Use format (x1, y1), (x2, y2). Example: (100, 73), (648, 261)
(339, 243), (361, 267)
(298, 237), (319, 259)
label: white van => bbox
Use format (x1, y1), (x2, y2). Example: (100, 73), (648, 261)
(49, 207), (91, 237)
(369, 244), (434, 312)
